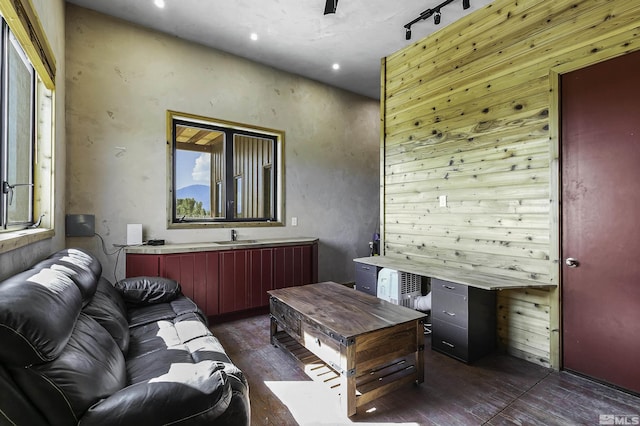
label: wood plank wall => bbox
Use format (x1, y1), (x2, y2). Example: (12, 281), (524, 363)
(382, 0), (640, 367)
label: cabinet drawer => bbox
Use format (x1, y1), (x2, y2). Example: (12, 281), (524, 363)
(432, 318), (469, 362)
(355, 280), (377, 296)
(432, 278), (468, 296)
(355, 263), (378, 296)
(431, 290), (468, 328)
(300, 320), (342, 372)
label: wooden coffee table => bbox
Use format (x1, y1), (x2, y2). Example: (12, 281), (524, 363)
(268, 281), (426, 417)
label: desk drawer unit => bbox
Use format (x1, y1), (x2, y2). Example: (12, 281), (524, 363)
(431, 278), (496, 363)
(432, 318), (469, 361)
(431, 290), (468, 329)
(354, 262), (380, 296)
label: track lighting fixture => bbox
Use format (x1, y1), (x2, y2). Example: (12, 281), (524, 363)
(404, 0), (471, 40)
(324, 0), (338, 15)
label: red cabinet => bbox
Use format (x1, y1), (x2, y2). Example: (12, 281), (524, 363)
(273, 245), (313, 289)
(163, 252), (219, 316)
(125, 254), (161, 277)
(219, 249), (273, 314)
(125, 242), (317, 318)
(248, 248), (273, 309)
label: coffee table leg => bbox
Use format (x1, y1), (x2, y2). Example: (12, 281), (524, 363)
(340, 343), (357, 417)
(270, 315), (278, 347)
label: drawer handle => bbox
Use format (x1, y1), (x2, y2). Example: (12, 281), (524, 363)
(363, 286), (371, 290)
(314, 338), (321, 347)
(443, 285), (456, 290)
(443, 310), (456, 317)
(361, 266), (371, 270)
(442, 340), (455, 348)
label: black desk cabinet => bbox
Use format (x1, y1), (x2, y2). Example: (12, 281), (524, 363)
(431, 278), (496, 363)
(354, 262), (380, 296)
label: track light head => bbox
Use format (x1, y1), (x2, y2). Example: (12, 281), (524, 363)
(324, 0), (338, 15)
(434, 11), (441, 25)
(463, 0), (470, 10)
(405, 26), (412, 40)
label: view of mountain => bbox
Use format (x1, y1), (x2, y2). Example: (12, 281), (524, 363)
(176, 185), (211, 212)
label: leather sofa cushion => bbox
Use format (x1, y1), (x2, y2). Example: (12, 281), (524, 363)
(0, 365), (49, 426)
(81, 361), (232, 425)
(114, 276), (181, 305)
(33, 248), (102, 305)
(8, 313), (126, 426)
(79, 312), (235, 425)
(83, 277), (130, 353)
(127, 313), (213, 378)
(127, 294), (205, 328)
(46, 248), (102, 277)
(0, 267), (82, 366)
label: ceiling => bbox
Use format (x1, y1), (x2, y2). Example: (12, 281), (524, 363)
(65, 0), (494, 99)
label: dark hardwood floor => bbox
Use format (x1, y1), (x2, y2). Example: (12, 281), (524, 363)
(211, 314), (640, 425)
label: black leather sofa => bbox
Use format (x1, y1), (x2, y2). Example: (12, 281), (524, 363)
(0, 248), (249, 425)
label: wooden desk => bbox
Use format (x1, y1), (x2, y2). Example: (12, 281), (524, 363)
(353, 256), (557, 290)
(268, 281), (426, 417)
(353, 256), (557, 363)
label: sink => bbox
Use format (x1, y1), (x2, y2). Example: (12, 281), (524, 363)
(214, 239), (259, 245)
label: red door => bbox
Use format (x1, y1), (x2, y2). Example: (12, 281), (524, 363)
(561, 51), (640, 393)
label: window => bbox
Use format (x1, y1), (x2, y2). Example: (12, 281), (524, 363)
(0, 20), (35, 231)
(167, 111), (284, 227)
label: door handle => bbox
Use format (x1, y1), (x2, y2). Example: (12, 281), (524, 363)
(565, 257), (579, 268)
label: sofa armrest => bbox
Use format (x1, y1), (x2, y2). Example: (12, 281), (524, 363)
(113, 276), (182, 305)
(81, 365), (231, 425)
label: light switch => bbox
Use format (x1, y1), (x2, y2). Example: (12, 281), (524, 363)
(292, 217), (298, 226)
(439, 195), (447, 207)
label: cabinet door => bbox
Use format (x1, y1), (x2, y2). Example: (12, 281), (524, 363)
(273, 245), (313, 289)
(126, 254), (161, 277)
(248, 248), (273, 309)
(162, 252), (219, 316)
(219, 250), (249, 314)
(204, 252), (220, 316)
(164, 253), (198, 303)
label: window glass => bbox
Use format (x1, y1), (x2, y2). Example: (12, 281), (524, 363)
(1, 24), (35, 229)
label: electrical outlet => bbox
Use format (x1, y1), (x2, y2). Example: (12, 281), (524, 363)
(439, 195), (447, 207)
(292, 217), (298, 226)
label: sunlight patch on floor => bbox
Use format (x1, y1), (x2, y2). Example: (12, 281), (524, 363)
(264, 380), (420, 426)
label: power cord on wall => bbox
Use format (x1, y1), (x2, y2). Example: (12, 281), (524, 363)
(94, 232), (128, 284)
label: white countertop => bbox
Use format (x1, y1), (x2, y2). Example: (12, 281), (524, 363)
(125, 237), (318, 255)
(353, 256), (556, 291)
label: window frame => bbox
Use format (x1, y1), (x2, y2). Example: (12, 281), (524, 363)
(0, 19), (36, 231)
(167, 110), (285, 229)
(0, 0), (56, 254)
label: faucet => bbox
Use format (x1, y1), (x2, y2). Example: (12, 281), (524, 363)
(231, 229), (237, 241)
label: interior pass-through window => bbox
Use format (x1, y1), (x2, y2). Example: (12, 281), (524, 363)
(167, 111), (284, 228)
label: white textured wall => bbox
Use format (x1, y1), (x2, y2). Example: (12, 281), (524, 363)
(0, 0), (66, 281)
(65, 5), (380, 284)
